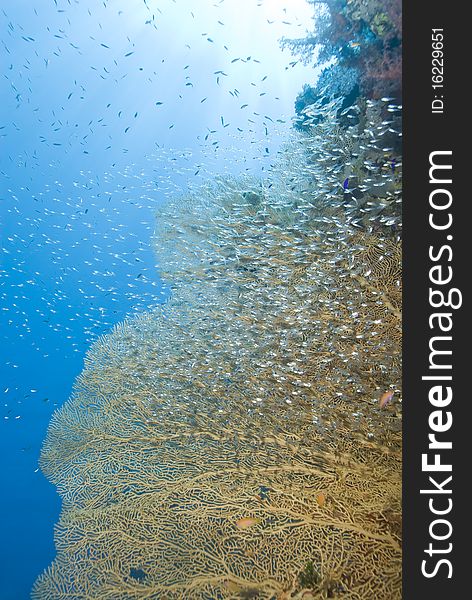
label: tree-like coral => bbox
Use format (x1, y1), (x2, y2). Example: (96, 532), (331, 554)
(282, 0), (402, 102)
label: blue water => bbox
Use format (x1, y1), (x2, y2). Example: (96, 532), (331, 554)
(1, 1), (314, 597)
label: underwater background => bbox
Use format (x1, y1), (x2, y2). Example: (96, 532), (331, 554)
(1, 1), (402, 599)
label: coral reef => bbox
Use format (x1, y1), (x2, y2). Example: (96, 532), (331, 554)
(34, 303), (401, 599)
(283, 0), (402, 105)
(34, 97), (402, 598)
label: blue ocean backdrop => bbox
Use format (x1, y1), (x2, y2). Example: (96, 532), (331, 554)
(1, 1), (402, 598)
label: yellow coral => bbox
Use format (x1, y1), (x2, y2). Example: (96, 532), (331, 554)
(34, 99), (402, 599)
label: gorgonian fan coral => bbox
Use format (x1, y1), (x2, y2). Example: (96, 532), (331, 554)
(34, 96), (402, 599)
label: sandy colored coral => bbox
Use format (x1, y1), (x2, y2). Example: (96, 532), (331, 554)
(34, 98), (402, 600)
(34, 308), (401, 599)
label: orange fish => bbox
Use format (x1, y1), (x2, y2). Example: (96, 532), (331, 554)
(316, 492), (326, 507)
(235, 517), (261, 529)
(379, 390), (394, 408)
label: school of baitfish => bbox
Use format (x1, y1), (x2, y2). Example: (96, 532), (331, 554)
(1, 0), (307, 413)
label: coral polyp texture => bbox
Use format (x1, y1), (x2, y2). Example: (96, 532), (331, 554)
(34, 98), (402, 599)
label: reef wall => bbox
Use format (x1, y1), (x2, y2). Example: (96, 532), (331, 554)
(33, 97), (402, 599)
